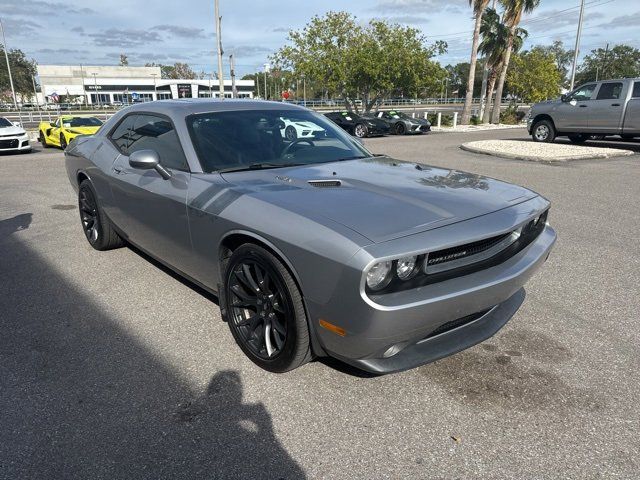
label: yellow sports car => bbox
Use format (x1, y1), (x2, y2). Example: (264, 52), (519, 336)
(38, 115), (103, 149)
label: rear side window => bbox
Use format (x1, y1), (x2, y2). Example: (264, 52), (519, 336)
(633, 82), (640, 98)
(596, 82), (624, 100)
(129, 114), (189, 171)
(109, 115), (137, 154)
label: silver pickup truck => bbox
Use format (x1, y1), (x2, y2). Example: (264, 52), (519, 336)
(527, 78), (640, 143)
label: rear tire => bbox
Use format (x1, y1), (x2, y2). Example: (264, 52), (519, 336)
(354, 123), (367, 138)
(223, 243), (312, 372)
(568, 134), (589, 144)
(78, 180), (124, 251)
(285, 125), (297, 141)
(531, 119), (556, 143)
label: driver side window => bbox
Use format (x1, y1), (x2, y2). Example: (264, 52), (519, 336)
(571, 84), (596, 101)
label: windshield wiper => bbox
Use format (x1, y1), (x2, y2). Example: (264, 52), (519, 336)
(333, 156), (369, 162)
(218, 162), (304, 173)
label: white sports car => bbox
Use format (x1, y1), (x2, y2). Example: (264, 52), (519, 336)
(0, 117), (31, 153)
(280, 117), (325, 141)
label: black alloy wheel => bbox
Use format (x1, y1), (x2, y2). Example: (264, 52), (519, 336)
(40, 131), (49, 148)
(285, 125), (297, 141)
(224, 244), (311, 372)
(395, 122), (406, 135)
(78, 180), (124, 251)
(60, 134), (68, 150)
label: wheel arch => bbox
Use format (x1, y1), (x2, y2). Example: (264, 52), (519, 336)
(218, 230), (327, 357)
(532, 113), (556, 129)
(76, 171), (90, 187)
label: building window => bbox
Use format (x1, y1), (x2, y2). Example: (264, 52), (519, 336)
(199, 91), (214, 98)
(157, 93), (172, 100)
(90, 93), (111, 105)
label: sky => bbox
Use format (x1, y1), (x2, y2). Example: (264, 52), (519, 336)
(1, 0), (638, 77)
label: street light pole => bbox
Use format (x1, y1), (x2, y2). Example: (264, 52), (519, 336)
(151, 73), (157, 100)
(301, 74), (306, 107)
(0, 17), (18, 109)
(569, 0), (585, 91)
(214, 0), (225, 98)
(91, 73), (99, 107)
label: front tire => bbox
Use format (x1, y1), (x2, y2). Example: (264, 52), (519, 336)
(60, 134), (68, 150)
(39, 131), (49, 148)
(223, 244), (312, 372)
(284, 125), (297, 141)
(395, 122), (406, 135)
(78, 180), (124, 251)
(354, 123), (367, 138)
(531, 119), (556, 143)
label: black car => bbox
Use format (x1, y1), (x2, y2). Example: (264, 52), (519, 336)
(324, 111), (390, 138)
(376, 110), (431, 135)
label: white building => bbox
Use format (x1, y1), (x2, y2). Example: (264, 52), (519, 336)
(37, 65), (254, 105)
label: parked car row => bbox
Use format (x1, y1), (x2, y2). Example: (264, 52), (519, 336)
(324, 110), (431, 138)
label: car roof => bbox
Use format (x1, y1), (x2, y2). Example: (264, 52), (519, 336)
(118, 99), (310, 116)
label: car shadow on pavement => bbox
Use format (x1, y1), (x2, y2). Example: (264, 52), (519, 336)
(0, 215), (306, 479)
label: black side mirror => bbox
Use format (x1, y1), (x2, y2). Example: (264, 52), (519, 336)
(129, 149), (172, 180)
(50, 122), (56, 127)
(561, 94), (569, 102)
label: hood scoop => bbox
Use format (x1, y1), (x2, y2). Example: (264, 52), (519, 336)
(308, 179), (342, 188)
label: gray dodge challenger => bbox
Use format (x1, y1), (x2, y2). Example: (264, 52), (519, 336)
(65, 99), (556, 374)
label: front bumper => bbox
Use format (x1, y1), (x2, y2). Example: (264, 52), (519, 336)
(305, 199), (556, 373)
(0, 135), (31, 152)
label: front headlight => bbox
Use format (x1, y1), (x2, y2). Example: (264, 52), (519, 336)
(366, 261), (393, 291)
(396, 256), (417, 280)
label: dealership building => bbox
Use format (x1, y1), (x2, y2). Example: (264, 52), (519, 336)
(36, 65), (255, 105)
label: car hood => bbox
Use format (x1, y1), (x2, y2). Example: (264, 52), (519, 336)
(0, 125), (26, 136)
(220, 156), (538, 243)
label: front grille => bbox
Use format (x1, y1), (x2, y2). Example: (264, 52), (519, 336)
(428, 232), (512, 267)
(0, 139), (19, 149)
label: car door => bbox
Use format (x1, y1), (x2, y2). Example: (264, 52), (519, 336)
(588, 81), (627, 133)
(622, 81), (640, 135)
(47, 117), (62, 145)
(555, 83), (597, 131)
(108, 113), (194, 274)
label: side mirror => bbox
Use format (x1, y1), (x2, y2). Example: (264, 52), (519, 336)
(560, 94), (568, 102)
(50, 122), (56, 127)
(129, 149), (172, 180)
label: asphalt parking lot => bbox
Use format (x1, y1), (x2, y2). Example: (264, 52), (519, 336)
(1, 129), (638, 479)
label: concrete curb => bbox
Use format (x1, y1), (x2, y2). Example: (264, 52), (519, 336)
(460, 141), (635, 163)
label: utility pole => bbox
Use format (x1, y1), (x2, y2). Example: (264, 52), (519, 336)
(91, 73), (99, 107)
(569, 0), (585, 91)
(0, 17), (18, 109)
(256, 71), (260, 99)
(214, 0), (225, 98)
(229, 54), (237, 98)
(301, 73), (306, 107)
(80, 64), (88, 107)
(31, 75), (40, 112)
(601, 43), (609, 81)
(263, 63), (269, 100)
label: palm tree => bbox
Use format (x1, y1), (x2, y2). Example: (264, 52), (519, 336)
(460, 0), (491, 125)
(479, 8), (527, 123)
(489, 0), (540, 124)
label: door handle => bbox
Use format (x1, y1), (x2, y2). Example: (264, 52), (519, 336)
(579, 105), (588, 108)
(611, 103), (621, 107)
(113, 167), (123, 174)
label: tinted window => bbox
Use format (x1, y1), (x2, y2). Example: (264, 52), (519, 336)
(596, 82), (623, 100)
(0, 117), (11, 127)
(571, 84), (596, 101)
(109, 115), (137, 154)
(129, 114), (189, 171)
(66, 117), (103, 127)
(633, 82), (640, 98)
(187, 109), (370, 173)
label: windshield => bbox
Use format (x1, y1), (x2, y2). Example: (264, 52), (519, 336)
(65, 117), (103, 127)
(187, 109), (372, 173)
(0, 117), (12, 127)
(388, 111), (409, 119)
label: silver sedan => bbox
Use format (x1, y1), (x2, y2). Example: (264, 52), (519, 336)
(65, 100), (556, 373)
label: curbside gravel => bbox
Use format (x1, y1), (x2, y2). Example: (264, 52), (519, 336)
(461, 139), (635, 162)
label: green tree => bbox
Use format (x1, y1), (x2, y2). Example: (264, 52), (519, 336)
(144, 62), (197, 79)
(575, 44), (640, 85)
(507, 49), (561, 102)
(445, 61), (485, 97)
(119, 54), (129, 66)
(273, 11), (445, 113)
(461, 0), (491, 125)
(531, 41), (573, 87)
(0, 45), (37, 103)
(490, 0), (540, 124)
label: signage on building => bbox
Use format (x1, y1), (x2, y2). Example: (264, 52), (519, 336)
(177, 84), (192, 98)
